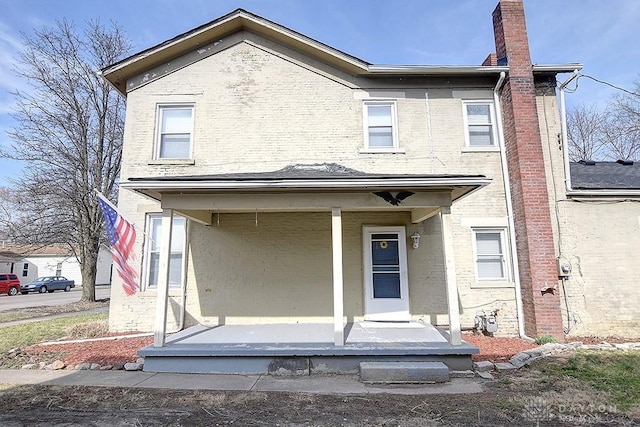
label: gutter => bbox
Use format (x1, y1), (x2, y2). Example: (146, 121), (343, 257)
(120, 176), (493, 191)
(566, 189), (640, 197)
(558, 69), (581, 192)
(493, 71), (528, 340)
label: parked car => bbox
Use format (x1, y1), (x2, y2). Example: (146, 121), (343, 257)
(20, 276), (75, 294)
(0, 273), (21, 296)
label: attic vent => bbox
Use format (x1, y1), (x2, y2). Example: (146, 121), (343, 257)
(616, 159), (634, 165)
(578, 160), (596, 166)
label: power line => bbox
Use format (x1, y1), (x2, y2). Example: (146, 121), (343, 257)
(564, 73), (640, 97)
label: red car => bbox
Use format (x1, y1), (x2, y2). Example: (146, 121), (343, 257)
(0, 273), (21, 296)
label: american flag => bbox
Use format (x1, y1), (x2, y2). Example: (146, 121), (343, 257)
(97, 194), (138, 296)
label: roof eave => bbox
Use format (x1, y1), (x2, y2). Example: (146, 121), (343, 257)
(119, 176), (492, 206)
(532, 63), (583, 74)
(120, 176), (492, 190)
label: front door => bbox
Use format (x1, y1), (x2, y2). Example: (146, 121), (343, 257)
(363, 226), (410, 321)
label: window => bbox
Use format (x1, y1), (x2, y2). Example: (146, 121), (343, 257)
(473, 228), (508, 280)
(363, 101), (398, 149)
(463, 101), (497, 147)
(156, 105), (194, 159)
(22, 263), (28, 277)
(144, 214), (186, 289)
(56, 262), (62, 276)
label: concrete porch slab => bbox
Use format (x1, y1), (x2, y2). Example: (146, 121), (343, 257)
(139, 323), (478, 374)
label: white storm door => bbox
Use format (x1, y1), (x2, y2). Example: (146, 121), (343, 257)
(363, 226), (410, 321)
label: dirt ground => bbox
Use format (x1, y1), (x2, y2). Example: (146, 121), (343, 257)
(3, 303), (639, 425)
(1, 360), (637, 427)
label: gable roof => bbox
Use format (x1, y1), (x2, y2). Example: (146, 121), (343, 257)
(570, 161), (640, 190)
(100, 8), (579, 97)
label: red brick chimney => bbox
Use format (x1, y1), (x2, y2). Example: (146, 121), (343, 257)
(491, 0), (564, 339)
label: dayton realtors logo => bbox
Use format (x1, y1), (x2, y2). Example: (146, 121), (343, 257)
(519, 397), (618, 425)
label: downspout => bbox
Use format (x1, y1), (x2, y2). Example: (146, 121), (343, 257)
(559, 70), (580, 192)
(493, 71), (528, 339)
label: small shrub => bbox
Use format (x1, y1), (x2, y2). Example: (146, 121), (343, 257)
(535, 335), (557, 345)
(65, 320), (109, 339)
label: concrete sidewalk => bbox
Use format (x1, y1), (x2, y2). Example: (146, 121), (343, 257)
(0, 369), (484, 395)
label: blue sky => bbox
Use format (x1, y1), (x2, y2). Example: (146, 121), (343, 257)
(0, 0), (638, 184)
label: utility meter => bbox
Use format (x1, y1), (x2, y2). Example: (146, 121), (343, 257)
(557, 256), (572, 277)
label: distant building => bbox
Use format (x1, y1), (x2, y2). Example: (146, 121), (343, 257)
(0, 244), (112, 286)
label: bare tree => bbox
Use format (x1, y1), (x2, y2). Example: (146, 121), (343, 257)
(606, 80), (640, 161)
(567, 79), (640, 162)
(0, 20), (130, 301)
(567, 103), (608, 161)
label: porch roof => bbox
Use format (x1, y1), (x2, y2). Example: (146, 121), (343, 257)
(120, 163), (491, 204)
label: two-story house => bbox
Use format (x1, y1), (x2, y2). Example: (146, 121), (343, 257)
(100, 0), (580, 375)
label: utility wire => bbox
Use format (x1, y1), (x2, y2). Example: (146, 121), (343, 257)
(564, 73), (640, 97)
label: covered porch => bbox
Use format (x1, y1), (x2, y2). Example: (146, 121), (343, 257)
(120, 164), (490, 374)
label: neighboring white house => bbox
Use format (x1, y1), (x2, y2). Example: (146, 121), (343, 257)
(0, 244), (112, 286)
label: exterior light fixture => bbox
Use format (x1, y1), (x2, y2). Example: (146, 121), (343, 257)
(410, 232), (421, 249)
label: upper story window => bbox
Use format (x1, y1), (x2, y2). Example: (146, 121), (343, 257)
(463, 101), (497, 147)
(156, 105), (194, 159)
(363, 101), (399, 150)
(473, 228), (508, 281)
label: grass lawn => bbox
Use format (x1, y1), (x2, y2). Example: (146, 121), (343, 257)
(538, 351), (640, 411)
(0, 312), (107, 353)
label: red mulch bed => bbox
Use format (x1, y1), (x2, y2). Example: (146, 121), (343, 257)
(25, 336), (154, 367)
(23, 332), (547, 367)
(463, 334), (537, 362)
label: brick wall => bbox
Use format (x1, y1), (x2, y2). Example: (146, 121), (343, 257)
(492, 0), (563, 338)
(109, 28), (521, 333)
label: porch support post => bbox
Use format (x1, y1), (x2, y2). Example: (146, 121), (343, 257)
(153, 208), (174, 347)
(440, 206), (462, 345)
(331, 208), (344, 346)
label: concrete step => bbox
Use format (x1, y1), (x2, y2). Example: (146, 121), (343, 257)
(359, 361), (450, 384)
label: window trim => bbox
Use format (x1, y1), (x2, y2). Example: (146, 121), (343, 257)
(462, 100), (498, 148)
(142, 213), (187, 291)
(362, 100), (400, 152)
(472, 227), (510, 282)
(154, 104), (195, 160)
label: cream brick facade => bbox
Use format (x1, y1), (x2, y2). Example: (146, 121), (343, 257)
(537, 88), (640, 339)
(108, 23), (523, 336)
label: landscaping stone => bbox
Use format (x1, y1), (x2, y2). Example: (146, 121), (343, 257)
(509, 352), (531, 368)
(100, 365), (113, 370)
(615, 343), (632, 350)
(494, 362), (516, 372)
(45, 360), (65, 370)
(473, 361), (494, 372)
(21, 364), (35, 370)
(450, 370), (475, 378)
(90, 363), (101, 370)
(38, 362), (46, 369)
(76, 363), (91, 370)
(476, 370), (494, 380)
(124, 362), (143, 371)
(112, 362), (125, 370)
